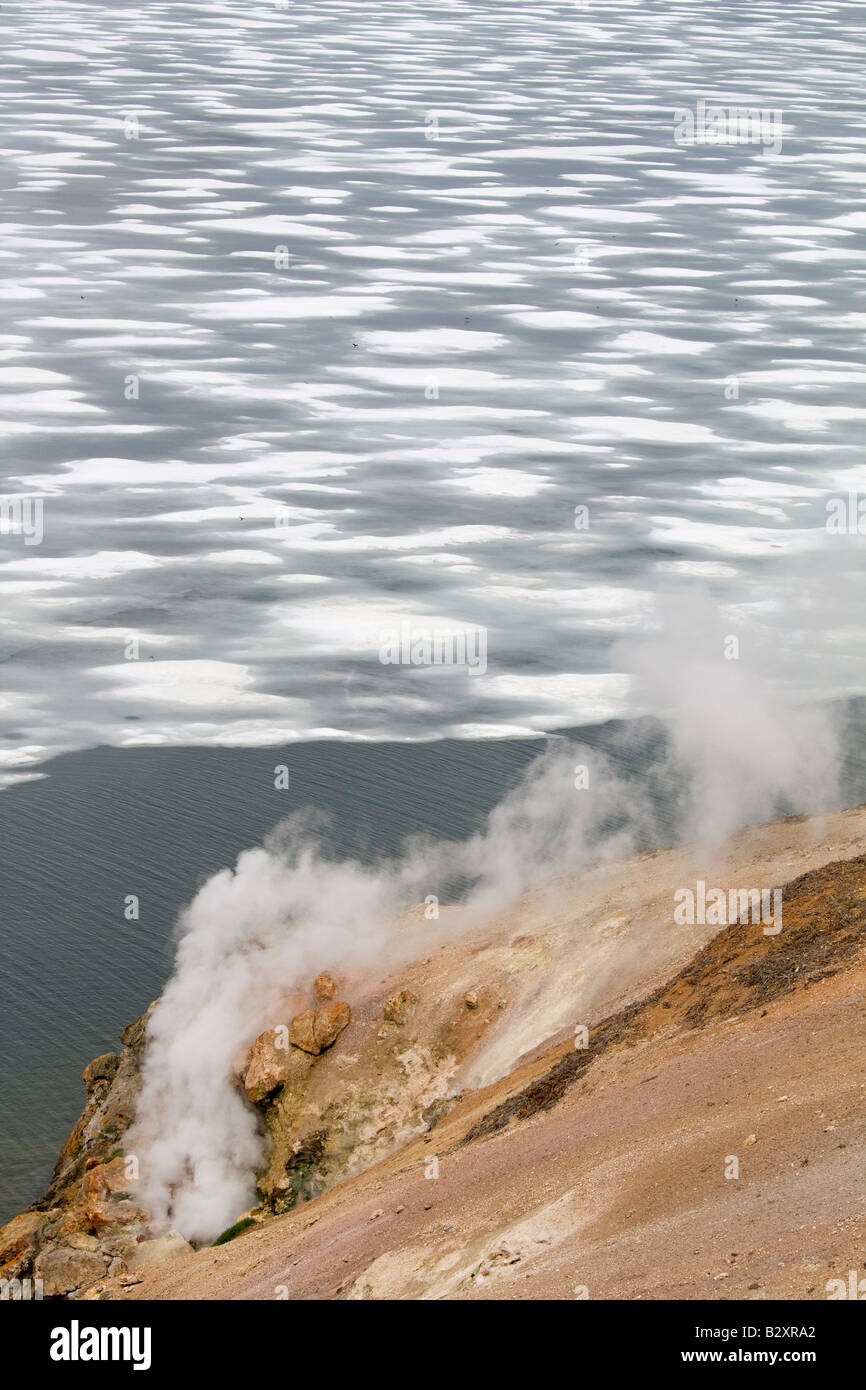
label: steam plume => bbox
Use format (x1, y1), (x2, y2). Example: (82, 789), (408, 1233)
(128, 587), (841, 1242)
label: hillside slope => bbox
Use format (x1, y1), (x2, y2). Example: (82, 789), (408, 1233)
(97, 814), (866, 1300)
(4, 804), (866, 1300)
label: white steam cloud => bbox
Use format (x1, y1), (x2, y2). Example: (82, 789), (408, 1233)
(617, 586), (841, 842)
(129, 587), (842, 1243)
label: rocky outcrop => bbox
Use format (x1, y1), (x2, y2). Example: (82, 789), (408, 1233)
(0, 1211), (43, 1282)
(250, 970), (473, 1219)
(289, 1001), (351, 1055)
(3, 954), (466, 1288)
(100, 841), (866, 1303)
(34, 1244), (106, 1299)
(13, 807), (866, 1302)
(0, 1005), (156, 1299)
(49, 1008), (153, 1204)
(244, 1030), (291, 1104)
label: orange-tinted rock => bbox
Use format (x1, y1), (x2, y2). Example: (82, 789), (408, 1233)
(102, 1154), (138, 1199)
(384, 990), (418, 1025)
(290, 1002), (350, 1055)
(288, 1010), (317, 1053)
(313, 971), (338, 1002)
(81, 1162), (112, 1233)
(244, 1029), (290, 1103)
(79, 1155), (140, 1233)
(314, 1001), (350, 1050)
(0, 1211), (43, 1281)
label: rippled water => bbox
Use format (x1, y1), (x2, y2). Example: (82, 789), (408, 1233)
(1, 0), (865, 782)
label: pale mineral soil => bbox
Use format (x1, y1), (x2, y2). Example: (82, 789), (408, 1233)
(106, 805), (866, 1301)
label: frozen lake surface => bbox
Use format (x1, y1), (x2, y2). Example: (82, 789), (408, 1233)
(1, 0), (865, 777)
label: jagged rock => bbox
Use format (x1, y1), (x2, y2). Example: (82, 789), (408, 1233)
(127, 1231), (193, 1270)
(82, 1162), (115, 1234)
(55, 1207), (89, 1239)
(313, 971), (338, 1002)
(47, 1015), (147, 1210)
(244, 1030), (290, 1103)
(289, 1009), (321, 1054)
(384, 990), (418, 1025)
(1, 1007), (155, 1297)
(80, 1155), (142, 1233)
(0, 1211), (44, 1281)
(82, 1053), (119, 1091)
(313, 1001), (351, 1050)
(464, 990), (479, 1010)
(34, 1245), (106, 1297)
(290, 1002), (351, 1055)
(119, 1003), (157, 1054)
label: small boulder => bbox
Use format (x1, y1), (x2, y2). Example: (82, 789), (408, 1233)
(313, 971), (338, 1002)
(244, 1030), (290, 1104)
(464, 990), (479, 1010)
(290, 1001), (351, 1055)
(0, 1210), (44, 1281)
(81, 1161), (122, 1234)
(289, 1010), (317, 1054)
(79, 1155), (142, 1232)
(313, 1001), (351, 1050)
(384, 990), (418, 1025)
(119, 1004), (156, 1054)
(34, 1245), (106, 1298)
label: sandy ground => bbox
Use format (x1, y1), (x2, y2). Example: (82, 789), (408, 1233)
(104, 806), (866, 1301)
